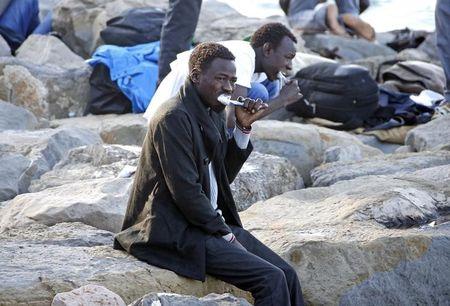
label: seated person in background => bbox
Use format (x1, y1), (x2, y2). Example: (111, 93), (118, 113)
(280, 0), (374, 41)
(144, 22), (303, 128)
(115, 42), (305, 306)
(0, 0), (52, 53)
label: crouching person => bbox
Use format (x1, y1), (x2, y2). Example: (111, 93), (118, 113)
(114, 42), (305, 306)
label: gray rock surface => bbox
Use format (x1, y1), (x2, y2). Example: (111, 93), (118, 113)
(30, 144), (141, 192)
(417, 32), (440, 63)
(405, 115), (450, 152)
(251, 120), (382, 185)
(0, 100), (38, 131)
(303, 34), (396, 61)
(241, 165), (450, 305)
(0, 35), (11, 56)
(52, 114), (148, 146)
(0, 177), (132, 233)
(0, 223), (248, 305)
(231, 152), (304, 211)
(130, 293), (251, 306)
(323, 145), (363, 163)
(52, 284), (126, 306)
(355, 134), (401, 154)
(0, 128), (102, 200)
(312, 150), (450, 187)
(0, 56), (91, 119)
(16, 35), (88, 70)
(52, 0), (168, 58)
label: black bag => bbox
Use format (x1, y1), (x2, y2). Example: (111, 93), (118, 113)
(287, 62), (379, 130)
(100, 7), (166, 46)
(84, 64), (131, 115)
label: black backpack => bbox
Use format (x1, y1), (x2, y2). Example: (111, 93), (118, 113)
(100, 7), (166, 46)
(287, 62), (379, 130)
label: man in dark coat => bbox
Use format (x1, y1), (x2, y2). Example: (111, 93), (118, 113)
(114, 42), (304, 305)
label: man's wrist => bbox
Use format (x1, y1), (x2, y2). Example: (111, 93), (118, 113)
(235, 120), (252, 134)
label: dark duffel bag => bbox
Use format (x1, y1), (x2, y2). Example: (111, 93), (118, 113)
(287, 62), (379, 130)
(100, 7), (166, 46)
(84, 64), (131, 115)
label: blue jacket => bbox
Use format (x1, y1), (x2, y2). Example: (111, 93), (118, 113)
(89, 41), (160, 113)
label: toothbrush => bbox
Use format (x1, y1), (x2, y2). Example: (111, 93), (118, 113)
(217, 94), (245, 107)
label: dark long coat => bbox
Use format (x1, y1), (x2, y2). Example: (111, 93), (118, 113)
(114, 80), (252, 281)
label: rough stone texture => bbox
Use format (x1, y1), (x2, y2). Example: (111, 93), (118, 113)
(240, 165), (450, 305)
(302, 34), (396, 61)
(405, 115), (450, 152)
(0, 128), (102, 200)
(291, 52), (335, 76)
(0, 35), (11, 56)
(251, 120), (382, 185)
(417, 32), (440, 63)
(16, 35), (88, 70)
(0, 223), (249, 305)
(51, 114), (149, 146)
(0, 177), (133, 233)
(323, 145), (363, 163)
(130, 293), (251, 306)
(30, 144), (141, 192)
(52, 0), (169, 58)
(0, 56), (91, 119)
(52, 284), (126, 306)
(355, 134), (401, 154)
(0, 100), (38, 131)
(311, 151), (450, 187)
(231, 152), (304, 211)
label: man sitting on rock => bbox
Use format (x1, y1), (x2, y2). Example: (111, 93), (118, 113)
(280, 0), (375, 41)
(114, 42), (305, 306)
(144, 22), (303, 126)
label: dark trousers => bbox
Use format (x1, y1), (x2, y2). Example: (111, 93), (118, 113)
(205, 226), (304, 306)
(436, 0), (450, 101)
(158, 0), (202, 82)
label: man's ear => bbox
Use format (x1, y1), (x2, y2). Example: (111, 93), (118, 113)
(262, 42), (273, 57)
(190, 68), (201, 84)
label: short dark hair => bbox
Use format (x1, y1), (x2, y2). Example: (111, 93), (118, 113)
(188, 42), (235, 73)
(250, 22), (297, 49)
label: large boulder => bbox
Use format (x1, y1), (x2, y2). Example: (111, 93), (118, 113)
(240, 165), (450, 305)
(0, 178), (132, 233)
(16, 35), (88, 70)
(130, 293), (251, 306)
(302, 34), (397, 61)
(52, 0), (168, 58)
(231, 152), (304, 211)
(0, 57), (91, 119)
(52, 285), (126, 306)
(0, 128), (102, 201)
(30, 144), (141, 192)
(311, 150), (450, 187)
(251, 120), (382, 185)
(0, 222), (249, 305)
(405, 115), (450, 152)
(51, 114), (149, 146)
(0, 100), (39, 131)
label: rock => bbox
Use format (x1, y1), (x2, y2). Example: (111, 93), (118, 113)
(52, 284), (126, 306)
(251, 120), (382, 185)
(240, 165), (450, 305)
(348, 55), (396, 80)
(302, 34), (396, 61)
(0, 57), (91, 119)
(231, 152), (304, 211)
(291, 52), (335, 76)
(405, 115), (450, 152)
(0, 35), (11, 56)
(0, 177), (132, 233)
(395, 145), (415, 154)
(52, 0), (169, 58)
(51, 114), (148, 146)
(0, 222), (249, 305)
(30, 144), (141, 192)
(195, 0), (290, 46)
(354, 134), (401, 154)
(311, 151), (450, 187)
(0, 128), (102, 200)
(16, 35), (88, 70)
(130, 293), (251, 306)
(0, 100), (38, 131)
(397, 48), (432, 62)
(323, 145), (362, 163)
(417, 32), (440, 63)
(39, 0), (62, 21)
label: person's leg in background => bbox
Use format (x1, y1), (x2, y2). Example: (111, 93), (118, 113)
(158, 0), (202, 83)
(436, 0), (450, 102)
(0, 0), (40, 51)
(336, 0), (375, 41)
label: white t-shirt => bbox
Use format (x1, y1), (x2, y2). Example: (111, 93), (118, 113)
(144, 40), (260, 121)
